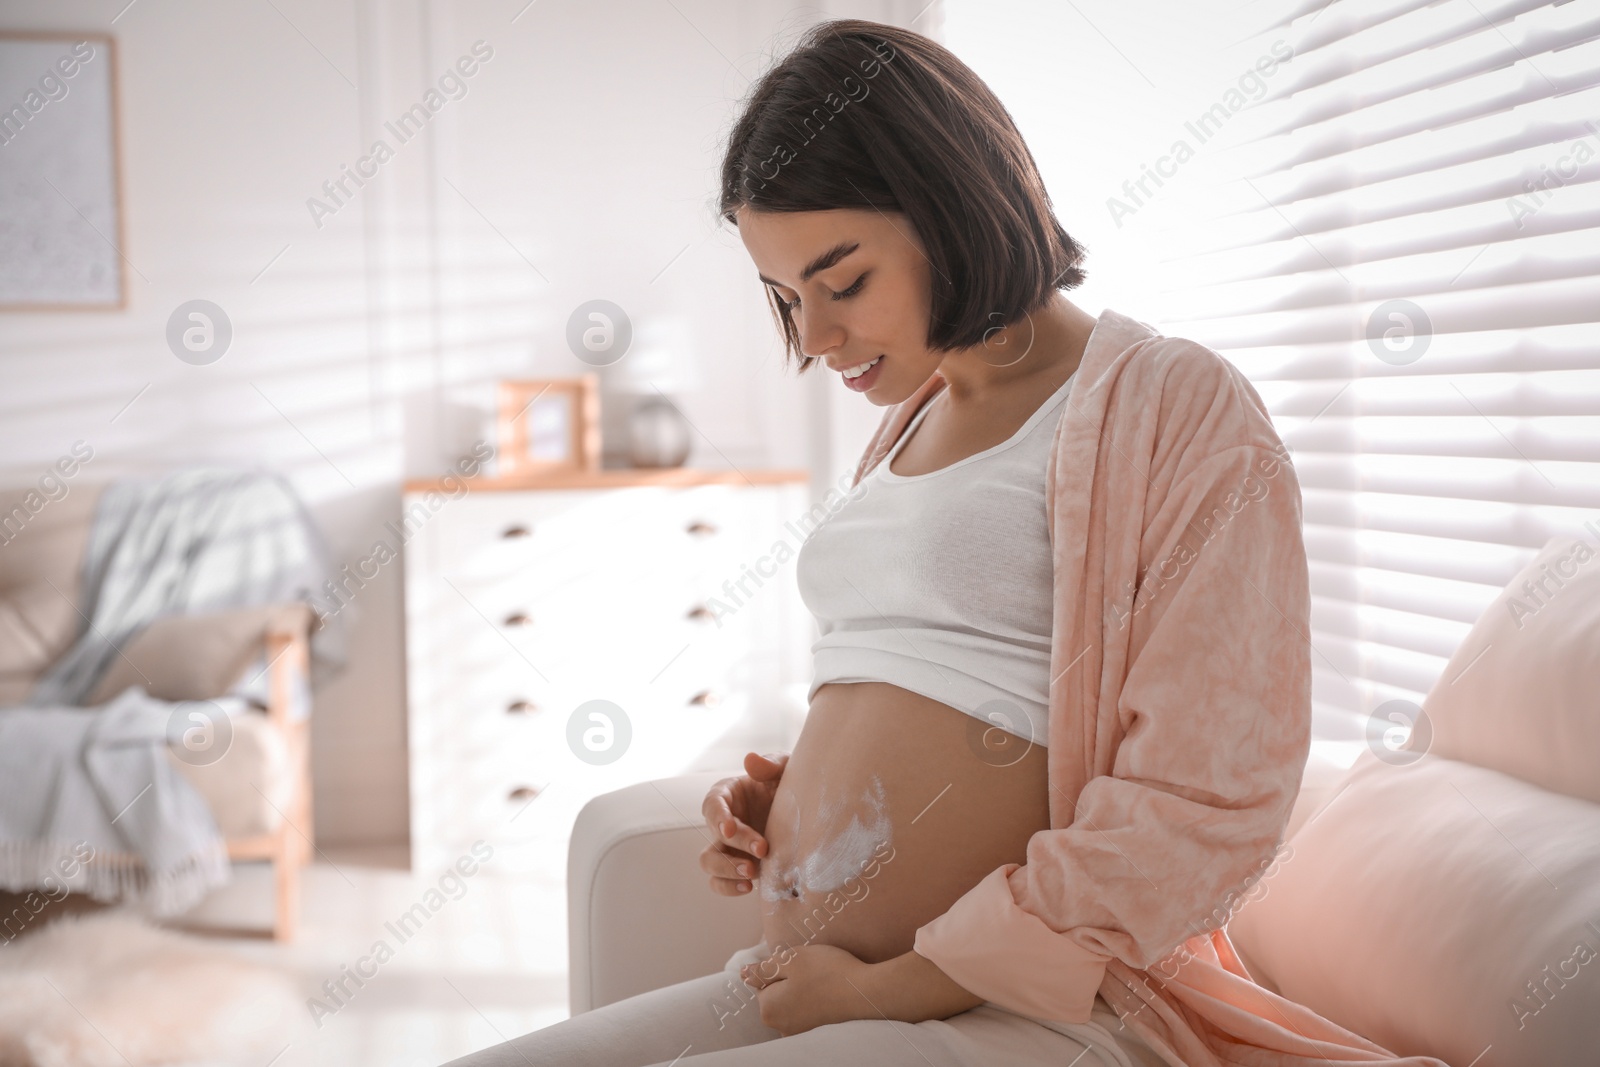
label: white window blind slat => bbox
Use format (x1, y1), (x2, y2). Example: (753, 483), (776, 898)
(1259, 0), (1567, 71)
(1156, 136), (1600, 286)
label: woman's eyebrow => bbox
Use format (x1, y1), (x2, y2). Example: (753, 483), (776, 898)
(757, 241), (861, 288)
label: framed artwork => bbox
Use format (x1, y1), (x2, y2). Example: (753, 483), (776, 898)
(496, 376), (601, 475)
(0, 33), (126, 310)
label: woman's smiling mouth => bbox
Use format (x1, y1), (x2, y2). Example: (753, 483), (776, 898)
(839, 355), (883, 391)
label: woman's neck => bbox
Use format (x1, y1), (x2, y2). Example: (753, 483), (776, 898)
(933, 293), (1096, 403)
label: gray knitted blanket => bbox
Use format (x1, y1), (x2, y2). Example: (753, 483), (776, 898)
(0, 690), (245, 915)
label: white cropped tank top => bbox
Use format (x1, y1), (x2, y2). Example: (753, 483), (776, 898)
(796, 369), (1077, 747)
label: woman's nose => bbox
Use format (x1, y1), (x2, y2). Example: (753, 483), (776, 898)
(796, 306), (844, 360)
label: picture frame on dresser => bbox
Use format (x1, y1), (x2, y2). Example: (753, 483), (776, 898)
(496, 377), (601, 476)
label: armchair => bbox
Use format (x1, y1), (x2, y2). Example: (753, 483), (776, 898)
(0, 482), (316, 941)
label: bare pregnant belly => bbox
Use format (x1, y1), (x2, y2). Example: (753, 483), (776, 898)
(759, 681), (1050, 965)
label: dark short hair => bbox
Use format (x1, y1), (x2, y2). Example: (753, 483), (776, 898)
(717, 18), (1088, 374)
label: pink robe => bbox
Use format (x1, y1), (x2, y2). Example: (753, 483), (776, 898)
(851, 308), (1449, 1067)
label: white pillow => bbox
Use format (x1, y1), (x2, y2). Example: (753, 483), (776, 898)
(85, 603), (309, 708)
(1227, 750), (1600, 1065)
(1420, 531), (1600, 804)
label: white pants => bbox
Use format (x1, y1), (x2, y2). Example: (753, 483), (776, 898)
(440, 941), (1168, 1067)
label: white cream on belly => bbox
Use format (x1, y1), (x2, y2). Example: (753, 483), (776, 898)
(761, 772), (890, 903)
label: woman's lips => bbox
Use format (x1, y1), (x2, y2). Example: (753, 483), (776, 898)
(841, 355), (883, 392)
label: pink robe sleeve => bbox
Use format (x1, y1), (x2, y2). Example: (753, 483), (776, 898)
(914, 437), (1311, 1026)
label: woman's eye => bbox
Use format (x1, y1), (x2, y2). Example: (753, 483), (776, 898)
(777, 273), (866, 313)
(831, 273), (867, 301)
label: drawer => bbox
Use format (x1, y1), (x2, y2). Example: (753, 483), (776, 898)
(415, 640), (741, 733)
(416, 777), (619, 879)
(417, 727), (707, 844)
(666, 484), (795, 582)
(412, 762), (562, 850)
(642, 617), (756, 692)
(428, 485), (761, 591)
(427, 677), (569, 728)
(421, 653), (744, 741)
(441, 576), (737, 671)
(416, 689), (568, 764)
(422, 575), (674, 678)
(429, 489), (647, 582)
(409, 610), (568, 697)
(412, 695), (770, 878)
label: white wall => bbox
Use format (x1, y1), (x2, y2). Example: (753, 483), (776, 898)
(942, 0), (1253, 323)
(0, 0), (926, 845)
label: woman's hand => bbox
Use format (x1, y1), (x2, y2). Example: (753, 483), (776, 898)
(699, 751), (788, 896)
(739, 944), (985, 1036)
(739, 943), (876, 1035)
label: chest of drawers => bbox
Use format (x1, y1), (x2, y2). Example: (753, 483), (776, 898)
(402, 470), (813, 877)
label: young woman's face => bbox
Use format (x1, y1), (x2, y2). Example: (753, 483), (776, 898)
(735, 206), (938, 405)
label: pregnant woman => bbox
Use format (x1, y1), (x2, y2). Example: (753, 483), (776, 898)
(445, 18), (1448, 1067)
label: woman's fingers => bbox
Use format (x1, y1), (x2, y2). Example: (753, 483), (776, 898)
(704, 787), (769, 859)
(708, 876), (754, 898)
(699, 783), (760, 890)
(744, 751), (788, 782)
(700, 841), (756, 879)
(702, 777), (738, 824)
(702, 784), (744, 846)
(700, 771), (775, 898)
(700, 842), (758, 895)
(721, 814), (768, 860)
(711, 811), (767, 864)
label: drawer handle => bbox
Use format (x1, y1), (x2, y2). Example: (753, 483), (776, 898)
(688, 689), (720, 707)
(686, 603), (715, 622)
(686, 520), (718, 537)
(502, 524), (533, 539)
(507, 700), (538, 714)
(503, 612), (533, 628)
(508, 785), (541, 802)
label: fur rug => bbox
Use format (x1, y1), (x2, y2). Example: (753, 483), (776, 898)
(0, 910), (305, 1067)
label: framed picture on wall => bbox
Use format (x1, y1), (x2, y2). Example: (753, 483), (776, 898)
(496, 376), (601, 475)
(0, 33), (126, 310)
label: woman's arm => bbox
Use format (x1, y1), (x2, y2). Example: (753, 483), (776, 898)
(740, 943), (984, 1035)
(868, 948), (985, 1021)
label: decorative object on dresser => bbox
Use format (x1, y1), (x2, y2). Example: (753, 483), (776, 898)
(495, 377), (601, 476)
(401, 467), (813, 879)
(593, 312), (701, 471)
(626, 395), (693, 468)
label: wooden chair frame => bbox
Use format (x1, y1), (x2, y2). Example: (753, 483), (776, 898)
(222, 614), (314, 941)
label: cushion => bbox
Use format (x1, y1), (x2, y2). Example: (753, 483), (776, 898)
(1419, 531), (1600, 804)
(85, 603), (310, 706)
(1226, 750), (1600, 1066)
(166, 711), (291, 837)
(0, 482), (105, 694)
(1281, 743), (1351, 841)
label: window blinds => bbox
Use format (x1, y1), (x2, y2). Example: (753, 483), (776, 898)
(1148, 0), (1600, 757)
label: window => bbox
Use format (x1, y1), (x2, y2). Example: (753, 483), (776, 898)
(947, 0), (1600, 764)
(1146, 0), (1600, 762)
